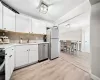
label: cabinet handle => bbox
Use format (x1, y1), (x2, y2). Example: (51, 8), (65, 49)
(9, 55), (12, 57)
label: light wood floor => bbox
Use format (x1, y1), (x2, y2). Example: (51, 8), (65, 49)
(60, 52), (91, 73)
(11, 52), (91, 80)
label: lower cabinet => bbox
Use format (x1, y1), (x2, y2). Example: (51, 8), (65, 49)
(15, 50), (29, 68)
(15, 45), (38, 68)
(28, 50), (38, 64)
(5, 47), (14, 80)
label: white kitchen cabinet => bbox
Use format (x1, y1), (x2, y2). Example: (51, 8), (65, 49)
(29, 50), (38, 63)
(3, 6), (15, 31)
(28, 45), (38, 64)
(15, 44), (38, 68)
(15, 45), (29, 68)
(5, 52), (10, 80)
(5, 47), (14, 80)
(32, 18), (46, 34)
(16, 14), (32, 33)
(0, 2), (2, 29)
(40, 21), (46, 34)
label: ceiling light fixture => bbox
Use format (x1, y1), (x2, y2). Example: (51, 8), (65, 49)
(39, 2), (48, 14)
(65, 24), (70, 28)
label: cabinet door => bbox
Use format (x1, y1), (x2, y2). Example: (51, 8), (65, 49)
(16, 14), (31, 33)
(39, 21), (46, 34)
(15, 46), (29, 68)
(3, 6), (15, 31)
(32, 19), (46, 34)
(5, 54), (11, 80)
(29, 50), (38, 64)
(5, 47), (14, 80)
(15, 51), (28, 67)
(32, 18), (40, 34)
(10, 48), (14, 75)
(0, 2), (2, 29)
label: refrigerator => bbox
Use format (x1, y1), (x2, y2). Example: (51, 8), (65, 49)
(46, 26), (60, 60)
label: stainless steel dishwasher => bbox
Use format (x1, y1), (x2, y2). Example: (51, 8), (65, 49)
(38, 43), (48, 61)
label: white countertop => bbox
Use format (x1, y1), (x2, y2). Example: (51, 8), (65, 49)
(0, 44), (16, 50)
(0, 42), (49, 50)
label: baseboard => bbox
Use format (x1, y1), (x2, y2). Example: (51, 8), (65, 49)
(91, 74), (100, 80)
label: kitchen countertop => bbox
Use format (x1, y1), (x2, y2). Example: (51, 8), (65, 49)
(0, 44), (16, 50)
(0, 42), (49, 50)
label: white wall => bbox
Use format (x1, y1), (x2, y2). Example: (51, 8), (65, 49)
(90, 2), (100, 79)
(81, 26), (90, 53)
(60, 29), (82, 41)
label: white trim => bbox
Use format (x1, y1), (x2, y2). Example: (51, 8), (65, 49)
(91, 74), (100, 80)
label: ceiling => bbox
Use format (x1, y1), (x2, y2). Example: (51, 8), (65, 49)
(3, 0), (86, 22)
(59, 11), (90, 33)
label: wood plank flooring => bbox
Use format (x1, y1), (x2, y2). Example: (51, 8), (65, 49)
(60, 52), (91, 73)
(11, 52), (91, 80)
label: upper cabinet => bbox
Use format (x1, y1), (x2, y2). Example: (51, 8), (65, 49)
(32, 18), (46, 34)
(16, 14), (32, 33)
(0, 2), (2, 29)
(3, 6), (15, 31)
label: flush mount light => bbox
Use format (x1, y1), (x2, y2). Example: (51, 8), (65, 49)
(39, 2), (48, 14)
(65, 24), (70, 28)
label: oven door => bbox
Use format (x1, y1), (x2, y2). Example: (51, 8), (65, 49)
(0, 56), (5, 73)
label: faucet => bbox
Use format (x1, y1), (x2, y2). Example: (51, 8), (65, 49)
(27, 39), (30, 43)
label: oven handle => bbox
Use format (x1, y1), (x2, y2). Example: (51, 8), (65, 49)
(0, 59), (5, 72)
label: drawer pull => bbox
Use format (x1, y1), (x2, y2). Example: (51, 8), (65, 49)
(9, 55), (12, 57)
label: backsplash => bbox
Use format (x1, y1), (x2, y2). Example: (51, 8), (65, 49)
(0, 30), (44, 43)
